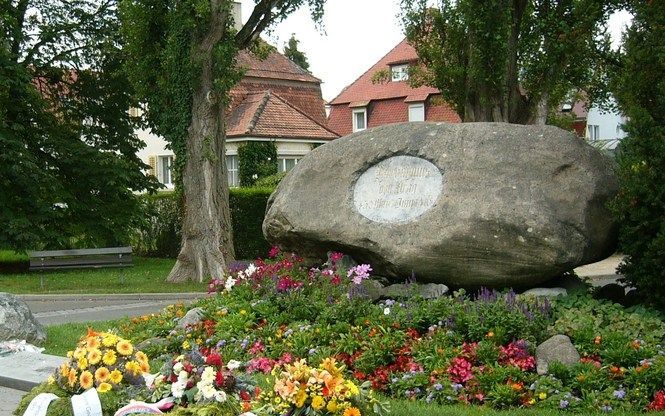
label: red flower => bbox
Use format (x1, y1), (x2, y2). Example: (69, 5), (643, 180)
(448, 357), (474, 383)
(240, 390), (251, 401)
(268, 246), (280, 258)
(215, 371), (225, 387)
(648, 391), (665, 411)
(206, 352), (223, 367)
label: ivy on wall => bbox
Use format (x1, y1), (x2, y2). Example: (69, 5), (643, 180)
(238, 141), (278, 187)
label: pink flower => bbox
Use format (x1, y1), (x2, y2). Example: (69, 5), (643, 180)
(268, 246), (280, 258)
(348, 264), (373, 284)
(330, 252), (344, 263)
(448, 357), (474, 383)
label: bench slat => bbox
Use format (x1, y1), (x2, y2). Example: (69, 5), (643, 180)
(29, 246), (132, 258)
(29, 254), (132, 267)
(30, 263), (132, 271)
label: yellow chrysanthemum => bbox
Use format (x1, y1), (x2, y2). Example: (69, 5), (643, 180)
(59, 363), (71, 378)
(311, 395), (325, 410)
(109, 369), (122, 384)
(125, 360), (141, 375)
(66, 351), (73, 359)
(343, 407), (361, 416)
(97, 382), (112, 393)
(67, 369), (78, 387)
(295, 389), (307, 408)
(139, 361), (150, 373)
(73, 348), (86, 360)
(102, 333), (118, 347)
(47, 375), (56, 385)
(116, 339), (133, 356)
(326, 400), (338, 413)
(77, 357), (88, 370)
(345, 380), (360, 396)
(102, 349), (117, 366)
(87, 348), (102, 365)
(86, 336), (100, 351)
(80, 370), (94, 390)
(94, 367), (110, 383)
(134, 351), (148, 364)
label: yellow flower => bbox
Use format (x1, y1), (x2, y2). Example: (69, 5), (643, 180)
(103, 350), (117, 366)
(116, 339), (133, 356)
(94, 367), (110, 383)
(125, 360), (141, 375)
(66, 351), (73, 359)
(311, 396), (325, 410)
(326, 400), (338, 413)
(86, 336), (100, 350)
(47, 375), (55, 385)
(345, 380), (360, 396)
(343, 407), (361, 416)
(539, 392), (547, 400)
(67, 369), (78, 387)
(102, 333), (118, 347)
(77, 357), (88, 370)
(182, 340), (190, 350)
(134, 351), (148, 364)
(87, 348), (102, 365)
(139, 361), (150, 373)
(109, 369), (123, 384)
(295, 389), (307, 408)
(97, 382), (112, 393)
(80, 370), (94, 390)
(73, 348), (86, 360)
(59, 363), (71, 378)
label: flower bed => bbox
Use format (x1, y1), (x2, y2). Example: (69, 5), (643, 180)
(16, 249), (665, 415)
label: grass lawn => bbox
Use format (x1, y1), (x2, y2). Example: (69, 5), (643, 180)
(0, 255), (208, 294)
(43, 319), (126, 356)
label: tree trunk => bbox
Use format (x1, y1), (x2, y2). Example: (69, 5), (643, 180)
(167, 1), (235, 283)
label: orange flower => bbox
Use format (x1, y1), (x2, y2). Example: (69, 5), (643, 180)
(87, 349), (102, 365)
(511, 382), (523, 391)
(94, 367), (110, 383)
(116, 339), (133, 356)
(594, 336), (602, 345)
(343, 407), (361, 416)
(86, 335), (100, 350)
(80, 370), (94, 390)
(134, 351), (148, 365)
(140, 361), (150, 373)
(486, 331), (495, 338)
(67, 369), (78, 387)
(109, 369), (123, 384)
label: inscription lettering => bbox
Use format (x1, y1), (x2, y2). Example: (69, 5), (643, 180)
(353, 156), (443, 223)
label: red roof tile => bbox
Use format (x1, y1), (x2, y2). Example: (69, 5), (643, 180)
(237, 49), (321, 83)
(329, 38), (440, 105)
(227, 91), (338, 140)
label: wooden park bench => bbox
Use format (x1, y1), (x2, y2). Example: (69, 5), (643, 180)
(28, 247), (133, 271)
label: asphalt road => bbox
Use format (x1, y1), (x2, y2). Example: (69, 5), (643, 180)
(0, 386), (22, 416)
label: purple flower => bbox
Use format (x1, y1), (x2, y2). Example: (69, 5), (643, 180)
(385, 299), (396, 306)
(451, 383), (463, 392)
(613, 390), (626, 399)
(433, 383), (443, 391)
(601, 405), (613, 412)
(559, 400), (569, 409)
(348, 264), (372, 284)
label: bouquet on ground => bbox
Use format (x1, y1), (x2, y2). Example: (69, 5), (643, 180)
(255, 358), (388, 416)
(145, 349), (256, 414)
(54, 329), (150, 394)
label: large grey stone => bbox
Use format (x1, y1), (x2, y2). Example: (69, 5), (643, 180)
(263, 122), (618, 287)
(176, 307), (205, 329)
(522, 287), (568, 298)
(0, 293), (46, 344)
(536, 334), (580, 375)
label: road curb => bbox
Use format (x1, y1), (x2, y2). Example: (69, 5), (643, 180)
(17, 292), (208, 302)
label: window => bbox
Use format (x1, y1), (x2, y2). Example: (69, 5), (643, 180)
(278, 157), (300, 173)
(158, 155), (174, 186)
(588, 124), (600, 140)
(391, 64), (409, 82)
(226, 155), (238, 187)
(408, 103), (425, 122)
(352, 108), (367, 132)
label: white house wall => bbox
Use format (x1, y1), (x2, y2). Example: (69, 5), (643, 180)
(586, 105), (627, 150)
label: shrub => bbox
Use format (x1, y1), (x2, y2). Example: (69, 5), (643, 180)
(237, 141), (277, 187)
(610, 1), (665, 310)
(132, 188), (273, 259)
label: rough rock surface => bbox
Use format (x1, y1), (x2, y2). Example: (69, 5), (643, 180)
(0, 293), (46, 344)
(383, 283), (449, 299)
(522, 287), (568, 298)
(177, 307), (205, 329)
(536, 334), (580, 375)
(263, 122), (618, 287)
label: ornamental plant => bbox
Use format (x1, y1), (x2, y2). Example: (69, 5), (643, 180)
(255, 358), (388, 416)
(54, 329), (149, 394)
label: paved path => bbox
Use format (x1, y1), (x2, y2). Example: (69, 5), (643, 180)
(0, 386), (23, 416)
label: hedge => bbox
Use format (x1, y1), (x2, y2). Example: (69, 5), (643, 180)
(131, 188), (273, 260)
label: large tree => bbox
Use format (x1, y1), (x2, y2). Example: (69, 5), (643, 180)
(400, 0), (620, 123)
(120, 0), (324, 283)
(284, 33), (310, 71)
(610, 1), (665, 310)
(0, 0), (158, 251)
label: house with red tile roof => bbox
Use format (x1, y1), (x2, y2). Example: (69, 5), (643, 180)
(137, 48), (337, 188)
(328, 38), (460, 137)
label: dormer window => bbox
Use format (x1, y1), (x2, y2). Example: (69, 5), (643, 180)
(391, 64), (409, 82)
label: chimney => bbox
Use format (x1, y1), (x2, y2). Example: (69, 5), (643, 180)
(232, 2), (242, 32)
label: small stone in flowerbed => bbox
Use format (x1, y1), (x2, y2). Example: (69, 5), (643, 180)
(535, 335), (580, 375)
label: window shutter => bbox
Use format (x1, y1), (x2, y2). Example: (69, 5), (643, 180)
(148, 155), (156, 177)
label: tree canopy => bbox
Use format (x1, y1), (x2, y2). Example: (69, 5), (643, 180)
(120, 0), (325, 282)
(400, 0), (621, 123)
(0, 0), (158, 251)
(284, 33), (310, 71)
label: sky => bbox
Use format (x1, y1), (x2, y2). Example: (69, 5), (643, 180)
(239, 1), (632, 102)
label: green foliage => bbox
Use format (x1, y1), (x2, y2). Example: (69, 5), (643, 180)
(283, 33), (310, 71)
(400, 0), (621, 123)
(253, 172), (286, 188)
(131, 189), (273, 259)
(0, 0), (159, 251)
(14, 382), (130, 416)
(610, 1), (665, 311)
(237, 141), (278, 187)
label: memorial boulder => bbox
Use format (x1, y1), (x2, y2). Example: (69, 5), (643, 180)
(263, 122), (618, 287)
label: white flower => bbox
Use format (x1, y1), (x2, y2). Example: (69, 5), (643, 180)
(224, 276), (237, 292)
(172, 362), (183, 374)
(177, 371), (189, 383)
(171, 380), (186, 398)
(215, 390), (227, 403)
(201, 367), (216, 383)
(384, 307), (391, 315)
(252, 173), (258, 179)
(245, 263), (257, 277)
(227, 360), (242, 370)
(200, 383), (216, 400)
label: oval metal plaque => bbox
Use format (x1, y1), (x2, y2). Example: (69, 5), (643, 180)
(353, 155), (442, 223)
